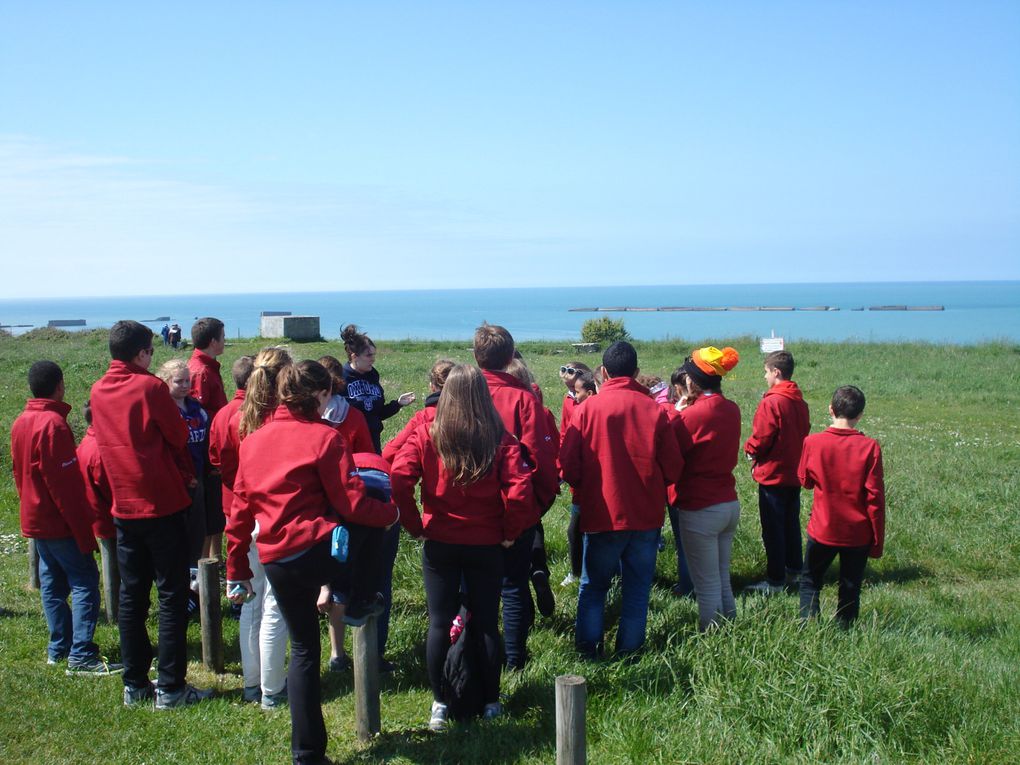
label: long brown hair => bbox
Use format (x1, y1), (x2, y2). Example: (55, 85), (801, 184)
(239, 346), (293, 438)
(430, 364), (505, 485)
(278, 360), (333, 421)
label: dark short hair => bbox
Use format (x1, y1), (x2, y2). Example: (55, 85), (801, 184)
(28, 361), (63, 398)
(109, 320), (153, 362)
(232, 356), (255, 390)
(831, 385), (866, 419)
(191, 317), (225, 350)
(602, 341), (638, 378)
(83, 399), (93, 425)
(765, 350), (795, 379)
(575, 372), (597, 395)
(473, 323), (515, 371)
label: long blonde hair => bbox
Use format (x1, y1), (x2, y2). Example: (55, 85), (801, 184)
(239, 346), (293, 438)
(430, 364), (505, 485)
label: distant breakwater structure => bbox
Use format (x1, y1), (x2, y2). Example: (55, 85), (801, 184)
(567, 305), (945, 313)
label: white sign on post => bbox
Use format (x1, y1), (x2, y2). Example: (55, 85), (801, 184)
(760, 332), (784, 353)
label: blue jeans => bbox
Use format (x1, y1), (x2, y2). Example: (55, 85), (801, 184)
(35, 537), (101, 664)
(501, 525), (537, 669)
(575, 528), (659, 657)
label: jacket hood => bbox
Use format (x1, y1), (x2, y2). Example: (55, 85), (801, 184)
(766, 381), (804, 402)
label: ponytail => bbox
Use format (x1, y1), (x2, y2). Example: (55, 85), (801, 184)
(239, 346), (293, 438)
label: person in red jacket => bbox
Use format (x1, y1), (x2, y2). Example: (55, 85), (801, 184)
(560, 342), (683, 658)
(671, 346), (743, 632)
(391, 364), (534, 729)
(226, 360), (398, 763)
(77, 401), (116, 543)
(189, 317), (228, 562)
(90, 320), (210, 709)
(561, 368), (596, 585)
(743, 351), (811, 595)
(11, 361), (119, 676)
(798, 385), (885, 627)
(473, 323), (554, 670)
(381, 358), (453, 464)
(318, 355), (374, 454)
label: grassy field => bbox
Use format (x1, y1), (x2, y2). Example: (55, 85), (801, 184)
(1, 328), (1019, 764)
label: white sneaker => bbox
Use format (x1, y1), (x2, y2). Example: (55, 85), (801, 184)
(744, 580), (784, 595)
(560, 573), (579, 587)
(429, 701), (448, 732)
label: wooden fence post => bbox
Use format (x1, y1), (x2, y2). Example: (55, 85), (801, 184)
(28, 539), (40, 590)
(556, 674), (587, 765)
(98, 537), (120, 622)
(353, 616), (381, 741)
(198, 557), (223, 673)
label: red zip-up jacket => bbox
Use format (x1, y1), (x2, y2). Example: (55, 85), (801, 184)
(77, 427), (116, 540)
(332, 406), (374, 455)
(381, 392), (440, 464)
(11, 399), (97, 553)
(208, 390), (245, 515)
(188, 350), (228, 420)
(89, 360), (191, 519)
(560, 376), (684, 533)
(226, 406), (399, 581)
(481, 369), (559, 511)
(671, 392), (742, 511)
(800, 427), (885, 557)
(391, 423), (535, 545)
(744, 381), (810, 486)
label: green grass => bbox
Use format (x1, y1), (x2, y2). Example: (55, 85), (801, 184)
(1, 329), (1019, 764)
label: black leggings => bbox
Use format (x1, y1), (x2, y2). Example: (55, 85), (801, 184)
(422, 540), (504, 705)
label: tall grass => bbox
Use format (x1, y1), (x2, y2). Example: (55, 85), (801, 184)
(0, 330), (1018, 764)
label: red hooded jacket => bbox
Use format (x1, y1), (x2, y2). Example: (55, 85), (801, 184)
(11, 399), (97, 553)
(208, 389), (245, 516)
(391, 423), (535, 545)
(800, 427), (885, 557)
(77, 427), (116, 540)
(89, 360), (191, 519)
(226, 406), (399, 581)
(671, 392), (742, 511)
(744, 381), (810, 486)
(188, 350), (228, 420)
(481, 369), (559, 512)
(560, 376), (684, 533)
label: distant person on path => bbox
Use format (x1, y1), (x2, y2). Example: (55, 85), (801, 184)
(168, 323), (182, 349)
(160, 323), (170, 346)
(671, 346), (742, 632)
(798, 385), (885, 627)
(339, 323), (415, 672)
(473, 323), (557, 670)
(560, 341), (683, 658)
(11, 361), (121, 676)
(189, 317), (228, 561)
(744, 351), (811, 595)
(90, 320), (211, 708)
(391, 364), (534, 729)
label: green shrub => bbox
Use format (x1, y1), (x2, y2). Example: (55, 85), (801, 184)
(581, 316), (630, 345)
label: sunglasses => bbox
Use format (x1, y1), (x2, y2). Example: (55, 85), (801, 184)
(560, 366), (578, 376)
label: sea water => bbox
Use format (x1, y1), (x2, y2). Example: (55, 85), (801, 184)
(1, 282), (1017, 344)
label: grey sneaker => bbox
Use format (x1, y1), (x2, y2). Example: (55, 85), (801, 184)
(428, 701), (448, 732)
(328, 655), (352, 673)
(124, 681), (156, 707)
(744, 580), (784, 596)
(242, 685), (262, 704)
(66, 656), (125, 676)
(261, 687), (288, 710)
(155, 684), (214, 710)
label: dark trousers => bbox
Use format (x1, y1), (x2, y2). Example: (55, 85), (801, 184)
(799, 536), (871, 626)
(501, 525), (537, 669)
(376, 523), (400, 656)
(567, 506), (583, 577)
(758, 484), (803, 584)
(530, 521), (550, 577)
(666, 506), (695, 595)
(422, 540), (504, 705)
(115, 511), (190, 691)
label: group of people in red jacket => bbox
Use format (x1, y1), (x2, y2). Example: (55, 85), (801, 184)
(11, 317), (885, 765)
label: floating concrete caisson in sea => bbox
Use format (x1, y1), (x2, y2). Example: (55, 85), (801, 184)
(568, 305), (944, 313)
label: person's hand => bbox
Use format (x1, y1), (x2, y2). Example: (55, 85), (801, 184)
(226, 580), (253, 604)
(397, 392), (416, 407)
(317, 585), (333, 614)
(187, 477), (199, 489)
(500, 539), (514, 548)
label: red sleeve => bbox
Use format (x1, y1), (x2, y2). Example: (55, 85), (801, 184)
(224, 467), (256, 581)
(797, 440), (815, 489)
(390, 428), (425, 538)
(654, 410), (684, 485)
(866, 443), (885, 558)
(520, 395), (559, 511)
(41, 423), (96, 554)
(79, 446), (115, 540)
(744, 398), (778, 459)
(559, 418), (582, 489)
(208, 408), (240, 489)
(321, 436), (398, 528)
(671, 410), (695, 457)
(498, 438), (537, 541)
(348, 408), (375, 455)
(152, 382), (190, 450)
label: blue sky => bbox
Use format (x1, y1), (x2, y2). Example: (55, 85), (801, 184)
(1, 1), (1017, 298)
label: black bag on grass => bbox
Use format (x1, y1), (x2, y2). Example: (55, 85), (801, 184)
(440, 608), (485, 721)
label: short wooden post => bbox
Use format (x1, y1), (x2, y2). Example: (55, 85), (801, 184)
(556, 674), (587, 765)
(98, 537), (120, 622)
(197, 557), (223, 673)
(28, 539), (40, 590)
(353, 616), (380, 741)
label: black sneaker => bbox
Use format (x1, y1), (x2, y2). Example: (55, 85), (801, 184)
(155, 684), (214, 710)
(531, 570), (555, 617)
(343, 594), (386, 627)
(66, 656), (125, 676)
(124, 680), (156, 707)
